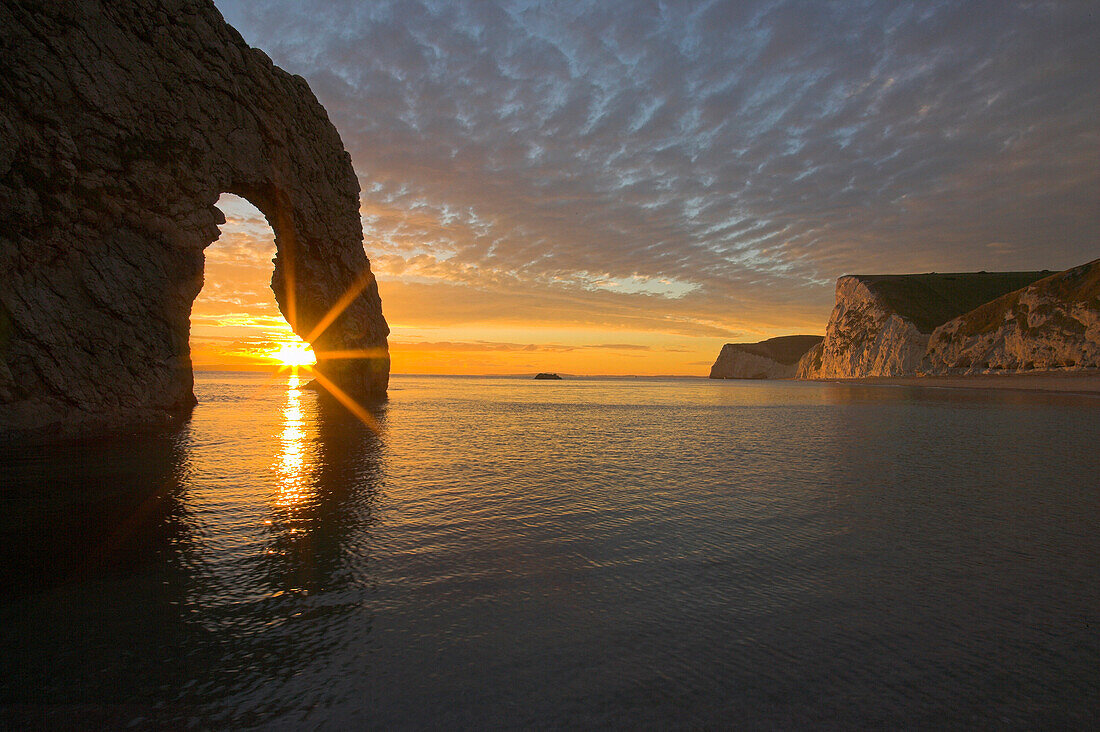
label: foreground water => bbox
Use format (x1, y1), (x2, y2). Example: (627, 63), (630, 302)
(1, 373), (1098, 728)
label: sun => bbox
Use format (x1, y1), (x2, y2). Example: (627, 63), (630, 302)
(270, 341), (316, 367)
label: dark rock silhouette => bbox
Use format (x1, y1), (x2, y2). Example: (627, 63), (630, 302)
(534, 373), (562, 380)
(709, 335), (822, 379)
(0, 0), (388, 438)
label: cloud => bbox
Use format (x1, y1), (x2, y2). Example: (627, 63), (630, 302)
(210, 0), (1099, 341)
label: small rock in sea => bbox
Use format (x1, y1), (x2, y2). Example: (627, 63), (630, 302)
(534, 373), (562, 380)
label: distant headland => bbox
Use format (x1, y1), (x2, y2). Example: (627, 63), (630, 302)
(710, 258), (1100, 382)
(710, 336), (823, 379)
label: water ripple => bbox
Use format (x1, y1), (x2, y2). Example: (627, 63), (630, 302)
(1, 375), (1098, 728)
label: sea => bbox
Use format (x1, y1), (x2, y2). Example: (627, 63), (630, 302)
(1, 372), (1098, 728)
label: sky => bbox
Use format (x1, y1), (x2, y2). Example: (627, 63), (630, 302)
(193, 0), (1099, 374)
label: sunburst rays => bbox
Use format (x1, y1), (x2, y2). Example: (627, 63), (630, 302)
(273, 260), (386, 434)
(304, 267), (379, 344)
(305, 367), (382, 433)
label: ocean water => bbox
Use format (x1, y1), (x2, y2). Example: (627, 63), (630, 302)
(1, 372), (1098, 728)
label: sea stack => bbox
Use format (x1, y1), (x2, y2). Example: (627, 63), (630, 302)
(0, 0), (389, 439)
(709, 336), (823, 379)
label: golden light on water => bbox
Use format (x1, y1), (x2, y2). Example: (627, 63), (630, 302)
(275, 372), (309, 508)
(196, 196), (383, 432)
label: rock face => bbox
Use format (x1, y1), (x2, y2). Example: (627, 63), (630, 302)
(0, 0), (389, 438)
(798, 271), (1049, 378)
(710, 335), (822, 379)
(926, 259), (1100, 373)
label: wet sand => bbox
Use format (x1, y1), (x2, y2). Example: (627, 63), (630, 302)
(814, 371), (1100, 396)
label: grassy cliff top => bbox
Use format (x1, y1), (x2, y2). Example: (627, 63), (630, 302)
(728, 335), (823, 364)
(853, 271), (1053, 332)
(946, 258), (1100, 338)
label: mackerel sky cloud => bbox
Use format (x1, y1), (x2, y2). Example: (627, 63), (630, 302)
(206, 0), (1099, 372)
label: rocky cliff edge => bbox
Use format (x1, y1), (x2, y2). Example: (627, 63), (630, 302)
(710, 335), (823, 379)
(926, 259), (1100, 373)
(798, 271), (1050, 378)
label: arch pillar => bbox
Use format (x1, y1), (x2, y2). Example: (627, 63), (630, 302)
(0, 0), (389, 439)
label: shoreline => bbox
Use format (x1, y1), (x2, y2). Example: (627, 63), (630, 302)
(811, 371), (1100, 396)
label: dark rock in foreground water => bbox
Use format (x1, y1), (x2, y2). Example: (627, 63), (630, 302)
(0, 0), (389, 440)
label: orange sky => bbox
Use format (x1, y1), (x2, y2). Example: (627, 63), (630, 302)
(189, 195), (809, 375)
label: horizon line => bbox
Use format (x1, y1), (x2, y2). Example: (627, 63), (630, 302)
(192, 366), (707, 379)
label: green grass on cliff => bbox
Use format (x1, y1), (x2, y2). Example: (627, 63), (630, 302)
(731, 335), (824, 364)
(857, 271), (1053, 333)
(948, 259), (1100, 338)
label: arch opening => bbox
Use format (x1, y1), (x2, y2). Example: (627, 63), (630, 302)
(189, 193), (316, 375)
(0, 0), (390, 439)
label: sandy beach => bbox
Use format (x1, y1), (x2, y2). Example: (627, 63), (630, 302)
(816, 371), (1100, 395)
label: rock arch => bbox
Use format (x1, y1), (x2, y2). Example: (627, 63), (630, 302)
(0, 0), (389, 438)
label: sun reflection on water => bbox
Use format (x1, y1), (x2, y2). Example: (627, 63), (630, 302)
(275, 371), (310, 509)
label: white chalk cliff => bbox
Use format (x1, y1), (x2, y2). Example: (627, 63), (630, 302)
(926, 259), (1100, 373)
(796, 277), (930, 378)
(710, 335), (822, 379)
(799, 263), (1098, 378)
